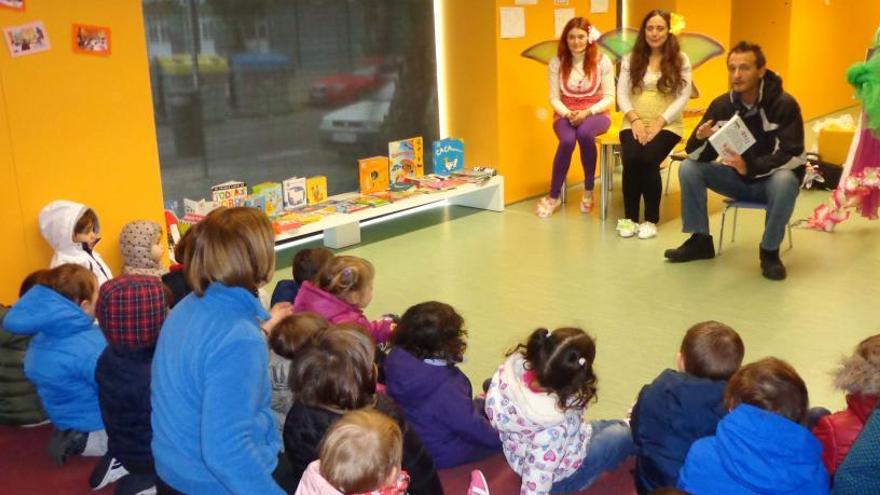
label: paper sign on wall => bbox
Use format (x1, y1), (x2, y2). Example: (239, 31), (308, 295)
(591, 0), (609, 14)
(554, 9), (575, 38)
(514, 0), (537, 4)
(500, 7), (526, 39)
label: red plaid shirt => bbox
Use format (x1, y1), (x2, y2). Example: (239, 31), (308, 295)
(96, 275), (167, 350)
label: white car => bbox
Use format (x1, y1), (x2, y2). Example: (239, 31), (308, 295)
(319, 81), (395, 152)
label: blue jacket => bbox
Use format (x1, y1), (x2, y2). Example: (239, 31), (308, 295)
(151, 284), (283, 495)
(631, 369), (727, 494)
(678, 404), (829, 495)
(3, 285), (106, 432)
(833, 405), (880, 495)
(384, 348), (501, 468)
(270, 279), (299, 307)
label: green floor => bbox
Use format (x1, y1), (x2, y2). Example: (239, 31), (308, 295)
(269, 176), (880, 421)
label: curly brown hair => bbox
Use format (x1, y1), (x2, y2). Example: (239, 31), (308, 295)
(391, 301), (466, 363)
(627, 10), (686, 96)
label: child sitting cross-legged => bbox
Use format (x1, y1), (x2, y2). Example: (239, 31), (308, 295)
(631, 320), (744, 494)
(384, 301), (501, 468)
(271, 247), (333, 307)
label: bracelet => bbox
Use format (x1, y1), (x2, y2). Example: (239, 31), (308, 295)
(631, 118), (642, 124)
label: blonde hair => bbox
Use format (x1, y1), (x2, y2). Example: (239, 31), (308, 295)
(185, 207), (275, 296)
(315, 256), (374, 303)
(319, 409), (402, 494)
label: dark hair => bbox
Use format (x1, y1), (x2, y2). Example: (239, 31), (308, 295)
(392, 301), (467, 363)
(292, 247), (333, 284)
(725, 357), (808, 424)
(173, 221), (201, 266)
(680, 321), (744, 380)
(289, 327), (377, 411)
(269, 312), (329, 359)
(74, 208), (99, 235)
(728, 40), (766, 69)
(513, 327), (598, 410)
(557, 17), (599, 85)
(628, 10), (685, 95)
(19, 269), (49, 297)
(43, 264), (97, 305)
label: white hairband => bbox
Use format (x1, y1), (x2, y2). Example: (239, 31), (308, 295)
(587, 26), (601, 45)
(578, 357), (587, 366)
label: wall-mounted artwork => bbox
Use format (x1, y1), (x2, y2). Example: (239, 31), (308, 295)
(0, 0), (25, 12)
(73, 24), (111, 56)
(4, 21), (49, 57)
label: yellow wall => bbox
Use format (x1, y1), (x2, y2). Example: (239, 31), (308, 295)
(0, 1), (166, 302)
(730, 0), (791, 82)
(673, 0), (732, 111)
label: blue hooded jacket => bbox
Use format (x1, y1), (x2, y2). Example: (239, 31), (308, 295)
(678, 404), (829, 495)
(2, 285), (106, 432)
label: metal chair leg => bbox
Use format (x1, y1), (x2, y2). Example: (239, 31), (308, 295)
(560, 179), (566, 204)
(732, 207), (739, 243)
(787, 222), (793, 251)
(664, 160), (675, 196)
(718, 206), (729, 255)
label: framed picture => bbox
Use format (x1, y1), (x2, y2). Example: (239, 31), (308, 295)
(4, 21), (49, 57)
(0, 0), (25, 12)
(73, 23), (110, 56)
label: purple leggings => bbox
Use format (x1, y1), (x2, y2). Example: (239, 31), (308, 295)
(550, 114), (611, 199)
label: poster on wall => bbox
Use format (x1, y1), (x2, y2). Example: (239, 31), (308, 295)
(554, 8), (575, 37)
(500, 7), (526, 39)
(0, 0), (25, 12)
(4, 21), (49, 57)
(73, 24), (111, 56)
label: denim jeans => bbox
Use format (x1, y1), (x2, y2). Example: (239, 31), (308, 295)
(678, 159), (800, 250)
(550, 420), (635, 493)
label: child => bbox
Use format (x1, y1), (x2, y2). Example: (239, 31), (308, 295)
(486, 327), (634, 494)
(93, 276), (168, 493)
(119, 220), (167, 277)
(161, 222), (200, 308)
(293, 255), (394, 344)
(283, 327), (442, 495)
(678, 357), (829, 494)
(384, 301), (501, 468)
(295, 408), (407, 495)
(813, 334), (880, 476)
(631, 321), (744, 494)
(268, 312), (330, 433)
(39, 200), (112, 285)
(271, 247), (333, 307)
(832, 403), (880, 495)
(3, 264), (108, 464)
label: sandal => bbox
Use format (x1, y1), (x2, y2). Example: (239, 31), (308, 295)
(535, 197), (561, 218)
(580, 193), (594, 213)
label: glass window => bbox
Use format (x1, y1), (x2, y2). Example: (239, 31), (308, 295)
(142, 0), (439, 212)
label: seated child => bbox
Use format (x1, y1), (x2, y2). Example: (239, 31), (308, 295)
(631, 321), (744, 494)
(271, 247), (333, 307)
(161, 221), (200, 308)
(486, 327), (634, 495)
(295, 408), (407, 495)
(3, 264), (108, 464)
(385, 301), (501, 468)
(813, 334), (880, 476)
(39, 200), (112, 285)
(92, 276), (169, 493)
(0, 271), (49, 426)
(293, 255), (394, 345)
(832, 403), (880, 495)
(678, 357), (829, 494)
(268, 312), (329, 433)
(119, 220), (167, 277)
(283, 327), (442, 495)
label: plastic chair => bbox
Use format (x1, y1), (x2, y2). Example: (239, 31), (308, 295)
(717, 198), (793, 255)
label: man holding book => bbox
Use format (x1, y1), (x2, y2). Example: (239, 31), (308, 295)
(664, 41), (805, 280)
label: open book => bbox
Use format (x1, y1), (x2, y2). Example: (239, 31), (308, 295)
(709, 114), (756, 157)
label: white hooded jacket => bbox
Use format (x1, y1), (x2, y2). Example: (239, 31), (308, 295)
(39, 200), (112, 286)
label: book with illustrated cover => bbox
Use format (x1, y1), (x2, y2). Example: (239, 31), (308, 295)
(252, 182), (283, 217)
(306, 176), (328, 204)
(354, 194), (392, 207)
(388, 137), (424, 185)
(282, 176), (307, 210)
(432, 138), (464, 176)
(210, 180), (247, 208)
(243, 194), (267, 212)
(358, 156), (390, 194)
(708, 114), (756, 157)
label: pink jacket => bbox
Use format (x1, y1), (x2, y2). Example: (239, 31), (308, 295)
(292, 281), (393, 344)
(295, 461), (342, 495)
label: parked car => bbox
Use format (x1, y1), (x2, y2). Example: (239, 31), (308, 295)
(319, 81), (395, 153)
(310, 65), (382, 106)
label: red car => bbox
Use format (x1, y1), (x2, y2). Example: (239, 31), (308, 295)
(310, 65), (382, 106)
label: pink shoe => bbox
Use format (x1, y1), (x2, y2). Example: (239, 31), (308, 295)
(467, 469), (489, 495)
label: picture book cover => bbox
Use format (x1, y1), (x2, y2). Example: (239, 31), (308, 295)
(243, 194), (267, 212)
(282, 176), (307, 209)
(306, 176), (328, 204)
(252, 181), (283, 217)
(432, 138), (464, 176)
(210, 180), (247, 208)
(388, 136), (424, 184)
(358, 156), (390, 194)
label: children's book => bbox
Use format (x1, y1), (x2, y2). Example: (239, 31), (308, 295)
(708, 114), (756, 157)
(183, 198), (219, 216)
(354, 194), (392, 207)
(210, 180), (247, 208)
(306, 176), (328, 204)
(243, 194), (267, 212)
(252, 182), (283, 217)
(388, 137), (424, 185)
(358, 156), (390, 194)
(432, 138), (465, 176)
(282, 176), (308, 210)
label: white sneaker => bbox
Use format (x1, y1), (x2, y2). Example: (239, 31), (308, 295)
(638, 222), (658, 239)
(616, 219), (639, 238)
(89, 454), (129, 490)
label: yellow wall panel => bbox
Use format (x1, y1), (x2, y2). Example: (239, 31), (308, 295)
(674, 0), (732, 112)
(730, 0), (791, 83)
(0, 77), (29, 303)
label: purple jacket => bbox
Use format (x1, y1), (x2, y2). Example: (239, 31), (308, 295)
(292, 281), (392, 344)
(384, 348), (501, 468)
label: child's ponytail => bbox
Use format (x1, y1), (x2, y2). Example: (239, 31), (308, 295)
(316, 256), (375, 302)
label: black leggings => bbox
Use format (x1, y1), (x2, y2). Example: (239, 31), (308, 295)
(619, 129), (681, 223)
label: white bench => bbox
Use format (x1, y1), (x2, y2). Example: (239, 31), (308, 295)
(275, 175), (505, 249)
